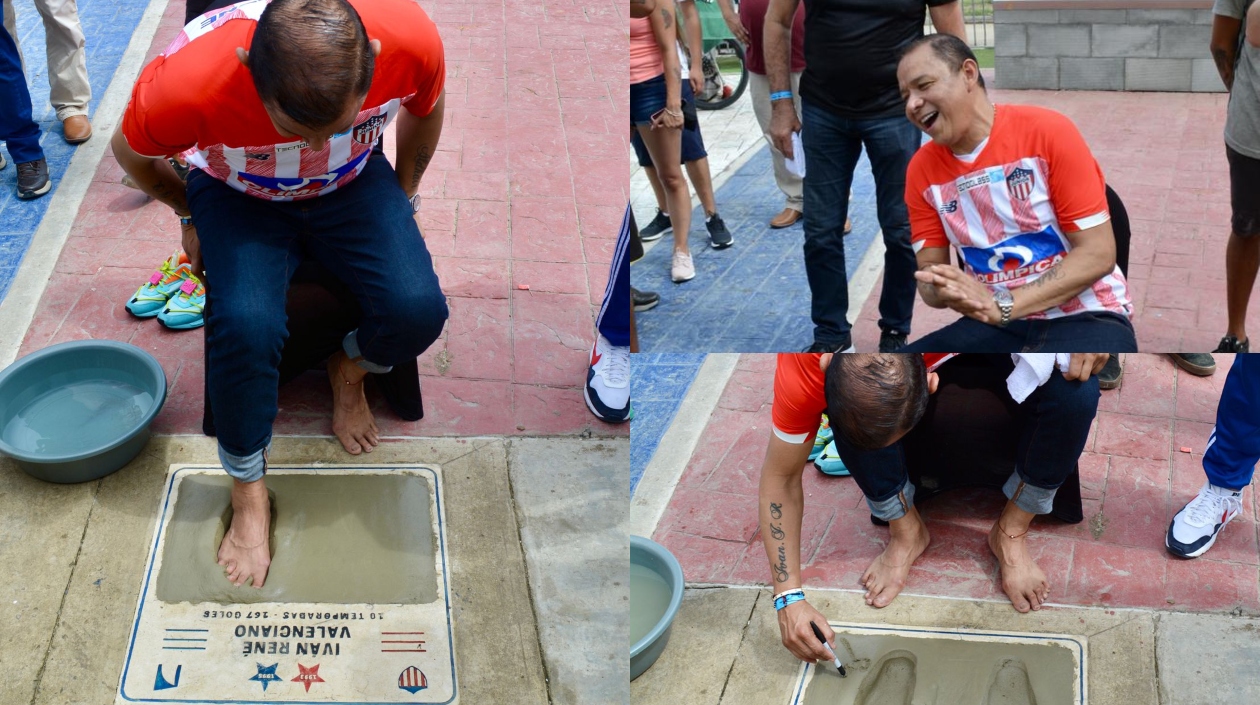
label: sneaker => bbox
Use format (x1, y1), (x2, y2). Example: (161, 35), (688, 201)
(1169, 353), (1216, 376)
(1167, 482), (1244, 558)
(803, 340), (856, 353)
(878, 330), (907, 352)
(584, 333), (630, 423)
(671, 251), (695, 282)
(813, 440), (850, 477)
(157, 277), (206, 330)
(1098, 354), (1123, 390)
(808, 415), (833, 461)
(126, 251), (195, 318)
(16, 157), (50, 199)
(639, 209), (672, 242)
(1213, 335), (1250, 353)
(706, 213), (733, 249)
(632, 287), (660, 312)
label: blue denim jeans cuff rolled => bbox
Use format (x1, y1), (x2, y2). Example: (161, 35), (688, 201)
(1003, 472), (1057, 515)
(219, 442), (269, 483)
(866, 478), (916, 522)
(343, 330), (392, 374)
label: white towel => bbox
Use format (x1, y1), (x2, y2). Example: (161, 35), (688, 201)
(784, 132), (806, 177)
(1007, 353), (1072, 404)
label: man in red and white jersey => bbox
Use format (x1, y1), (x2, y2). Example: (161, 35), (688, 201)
(760, 353), (1106, 664)
(112, 0), (448, 591)
(893, 34), (1136, 353)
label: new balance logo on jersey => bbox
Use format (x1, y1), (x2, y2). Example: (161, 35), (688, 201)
(959, 227), (1066, 285)
(938, 200), (958, 214)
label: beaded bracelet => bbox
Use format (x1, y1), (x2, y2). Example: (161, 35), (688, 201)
(769, 90), (794, 102)
(773, 588), (806, 611)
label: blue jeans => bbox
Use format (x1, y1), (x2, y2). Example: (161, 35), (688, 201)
(903, 311), (1138, 353)
(1204, 354), (1260, 490)
(801, 99), (920, 346)
(834, 355), (1099, 520)
(0, 22), (42, 163)
(187, 155), (449, 481)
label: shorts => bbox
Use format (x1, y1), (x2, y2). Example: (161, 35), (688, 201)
(630, 80), (707, 166)
(1227, 144), (1260, 237)
(630, 73), (669, 126)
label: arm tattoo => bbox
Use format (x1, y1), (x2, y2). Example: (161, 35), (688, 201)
(770, 523), (785, 541)
(409, 144), (433, 190)
(770, 502), (782, 519)
(661, 7), (672, 29)
(1023, 262), (1064, 291)
(774, 545), (789, 582)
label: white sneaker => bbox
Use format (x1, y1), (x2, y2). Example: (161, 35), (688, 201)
(1166, 482), (1244, 558)
(0, 151), (6, 170)
(671, 251), (695, 282)
(584, 333), (630, 423)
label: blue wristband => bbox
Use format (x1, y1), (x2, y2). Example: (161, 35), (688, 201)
(773, 589), (806, 611)
(769, 91), (794, 102)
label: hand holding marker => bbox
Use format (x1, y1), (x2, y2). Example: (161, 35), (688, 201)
(809, 621), (846, 676)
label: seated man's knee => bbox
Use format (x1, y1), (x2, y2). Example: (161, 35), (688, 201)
(389, 288), (449, 347)
(207, 303), (287, 356)
(1039, 368), (1100, 416)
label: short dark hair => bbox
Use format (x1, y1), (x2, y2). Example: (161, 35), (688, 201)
(824, 354), (929, 450)
(248, 0), (375, 129)
(899, 33), (986, 90)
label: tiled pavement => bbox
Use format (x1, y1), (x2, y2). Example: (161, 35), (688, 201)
(9, 0), (631, 439)
(630, 352), (705, 495)
(651, 353), (1260, 614)
(0, 0), (150, 302)
(632, 82), (1251, 353)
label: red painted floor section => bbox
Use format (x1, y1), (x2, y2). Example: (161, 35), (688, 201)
(854, 90), (1245, 353)
(16, 0), (629, 440)
(653, 353), (1260, 614)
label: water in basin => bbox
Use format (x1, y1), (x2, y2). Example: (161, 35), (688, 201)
(2, 376), (154, 456)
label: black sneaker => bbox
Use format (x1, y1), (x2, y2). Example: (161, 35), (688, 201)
(632, 287), (660, 312)
(16, 157), (50, 200)
(803, 339), (855, 353)
(706, 213), (733, 249)
(1098, 353), (1123, 390)
(1169, 353), (1216, 376)
(1214, 335), (1250, 353)
(639, 209), (671, 242)
(878, 330), (907, 352)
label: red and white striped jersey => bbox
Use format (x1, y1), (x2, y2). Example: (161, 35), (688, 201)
(906, 104), (1131, 320)
(122, 0), (444, 202)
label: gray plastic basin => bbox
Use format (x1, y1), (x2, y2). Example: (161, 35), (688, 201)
(630, 535), (685, 681)
(0, 340), (167, 483)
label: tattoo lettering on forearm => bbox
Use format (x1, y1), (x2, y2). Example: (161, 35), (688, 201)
(770, 523), (785, 540)
(408, 144), (432, 190)
(1022, 262), (1064, 291)
(770, 502), (782, 519)
(774, 544), (789, 582)
(661, 6), (672, 28)
(149, 180), (187, 212)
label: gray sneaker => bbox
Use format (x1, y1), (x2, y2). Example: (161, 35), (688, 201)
(0, 151), (6, 170)
(1213, 335), (1250, 353)
(16, 157), (51, 200)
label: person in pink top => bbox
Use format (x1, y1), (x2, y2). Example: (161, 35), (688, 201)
(630, 1), (696, 283)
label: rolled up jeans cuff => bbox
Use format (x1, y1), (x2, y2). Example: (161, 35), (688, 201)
(865, 478), (916, 522)
(342, 330), (392, 374)
(1003, 472), (1058, 515)
(218, 442), (269, 483)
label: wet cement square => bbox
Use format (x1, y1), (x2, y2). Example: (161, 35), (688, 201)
(117, 465), (457, 704)
(788, 623), (1084, 705)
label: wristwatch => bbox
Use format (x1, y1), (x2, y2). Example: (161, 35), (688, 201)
(409, 193), (422, 213)
(993, 287), (1015, 327)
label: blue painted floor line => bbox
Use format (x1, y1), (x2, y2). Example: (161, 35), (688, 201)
(631, 144), (882, 353)
(0, 0), (152, 303)
(630, 353), (706, 497)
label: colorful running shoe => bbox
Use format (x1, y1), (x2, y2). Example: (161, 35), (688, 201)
(157, 277), (206, 330)
(125, 251), (194, 318)
(813, 440), (850, 477)
(809, 415), (833, 461)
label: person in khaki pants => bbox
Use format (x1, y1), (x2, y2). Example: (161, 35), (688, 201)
(2, 0), (91, 143)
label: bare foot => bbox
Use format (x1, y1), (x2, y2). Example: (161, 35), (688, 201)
(861, 508), (931, 608)
(217, 478), (272, 588)
(989, 520), (1049, 612)
(328, 350), (379, 454)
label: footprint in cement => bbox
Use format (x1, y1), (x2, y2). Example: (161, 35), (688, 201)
(854, 649), (916, 705)
(984, 658), (1037, 705)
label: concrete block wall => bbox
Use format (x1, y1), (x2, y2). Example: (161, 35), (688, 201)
(993, 2), (1225, 92)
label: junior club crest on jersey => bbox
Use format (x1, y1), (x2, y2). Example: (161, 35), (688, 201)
(1006, 167), (1034, 201)
(354, 114), (387, 145)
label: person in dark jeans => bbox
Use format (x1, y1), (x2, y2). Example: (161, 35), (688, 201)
(112, 0), (447, 592)
(0, 21), (49, 198)
(760, 352), (1105, 663)
(764, 0), (965, 353)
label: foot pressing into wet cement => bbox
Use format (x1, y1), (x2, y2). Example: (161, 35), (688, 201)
(328, 350), (380, 454)
(217, 477), (272, 588)
(989, 502), (1049, 613)
(861, 506), (931, 608)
